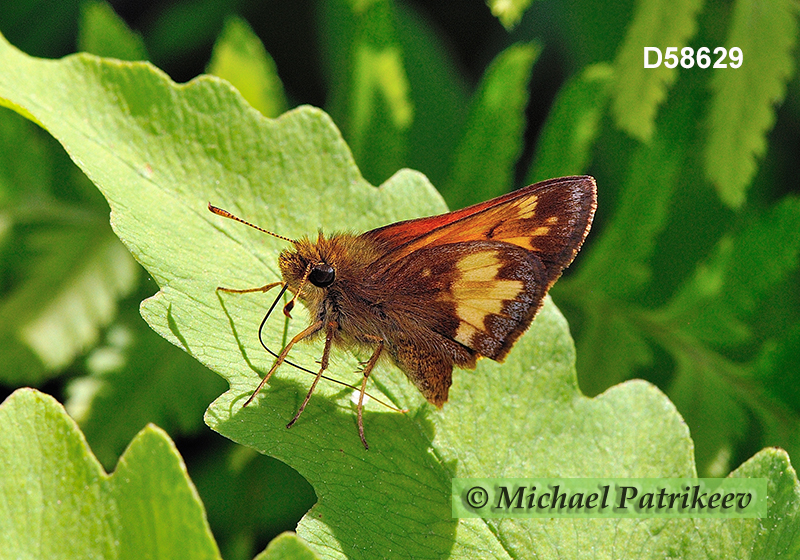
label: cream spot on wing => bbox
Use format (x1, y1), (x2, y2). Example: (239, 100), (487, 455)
(532, 226), (550, 237)
(516, 195), (539, 219)
(452, 279), (524, 302)
(456, 251), (502, 276)
(455, 304), (490, 329)
(460, 298), (504, 316)
(546, 216), (559, 225)
(447, 249), (526, 347)
(455, 322), (480, 347)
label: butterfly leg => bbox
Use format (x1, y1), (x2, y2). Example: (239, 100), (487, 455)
(243, 319), (323, 407)
(356, 341), (384, 450)
(287, 321), (336, 429)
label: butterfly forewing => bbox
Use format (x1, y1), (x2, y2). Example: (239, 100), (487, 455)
(363, 176), (596, 278)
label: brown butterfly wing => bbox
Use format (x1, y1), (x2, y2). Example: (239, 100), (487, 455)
(360, 176), (596, 405)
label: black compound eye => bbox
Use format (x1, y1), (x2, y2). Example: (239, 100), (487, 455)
(309, 263), (335, 287)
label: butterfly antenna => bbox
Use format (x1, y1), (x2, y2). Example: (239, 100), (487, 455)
(208, 203), (294, 243)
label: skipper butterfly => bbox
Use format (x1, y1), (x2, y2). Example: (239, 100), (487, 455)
(210, 175), (597, 448)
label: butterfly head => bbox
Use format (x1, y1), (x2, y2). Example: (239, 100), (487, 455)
(278, 232), (383, 315)
(278, 233), (350, 311)
(279, 234), (328, 287)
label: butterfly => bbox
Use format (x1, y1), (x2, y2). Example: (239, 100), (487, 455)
(210, 175), (597, 448)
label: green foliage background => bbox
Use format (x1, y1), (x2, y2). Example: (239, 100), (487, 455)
(1, 0), (799, 558)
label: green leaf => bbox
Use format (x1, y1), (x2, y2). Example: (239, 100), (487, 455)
(207, 16), (288, 118)
(663, 329), (799, 478)
(667, 350), (749, 476)
(650, 198), (800, 474)
(65, 305), (227, 469)
(755, 324), (800, 416)
(658, 196), (800, 347)
(16, 233), (138, 370)
(563, 60), (706, 305)
(256, 532), (321, 560)
(565, 127), (680, 300)
(0, 105), (50, 204)
(487, 0), (534, 29)
(611, 0), (703, 141)
(547, 61), (710, 395)
(323, 2), (470, 189)
(754, 326), (800, 465)
(206, 304), (704, 559)
(654, 236), (750, 347)
(2, 33), (799, 559)
(704, 0), (799, 208)
(0, 388), (222, 560)
(727, 448), (800, 559)
(443, 43), (540, 209)
(78, 0), (148, 61)
(526, 63), (613, 183)
(722, 197), (800, 315)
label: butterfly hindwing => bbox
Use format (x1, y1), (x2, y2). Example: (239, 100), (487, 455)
(376, 241), (546, 359)
(370, 241), (547, 405)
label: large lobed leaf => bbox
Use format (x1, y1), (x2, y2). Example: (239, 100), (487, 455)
(0, 388), (222, 560)
(1, 33), (798, 559)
